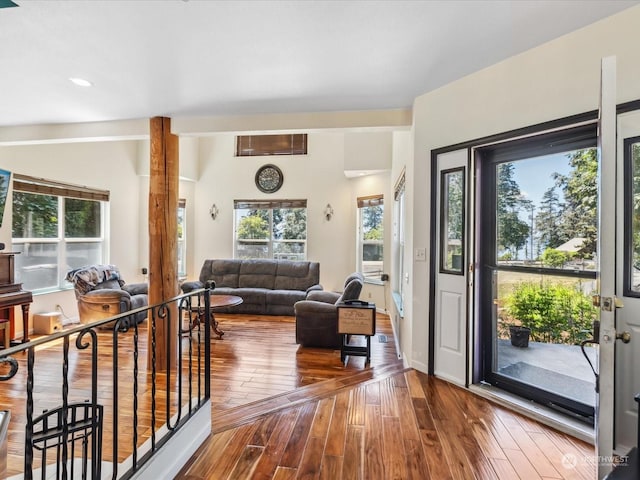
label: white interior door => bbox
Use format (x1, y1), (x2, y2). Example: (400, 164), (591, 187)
(434, 149), (468, 386)
(597, 55), (617, 479)
(614, 109), (640, 454)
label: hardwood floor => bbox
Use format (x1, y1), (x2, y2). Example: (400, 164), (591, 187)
(0, 312), (595, 479)
(180, 313), (595, 479)
(179, 367), (595, 480)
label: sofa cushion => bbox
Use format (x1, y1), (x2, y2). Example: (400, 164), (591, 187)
(274, 261), (320, 291)
(238, 260), (277, 289)
(201, 259), (241, 288)
(267, 289), (307, 306)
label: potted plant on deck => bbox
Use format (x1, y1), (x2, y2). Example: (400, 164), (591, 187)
(508, 324), (531, 348)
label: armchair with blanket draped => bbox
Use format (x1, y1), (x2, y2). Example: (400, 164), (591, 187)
(65, 264), (148, 329)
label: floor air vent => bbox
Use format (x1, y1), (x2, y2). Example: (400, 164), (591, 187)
(378, 334), (388, 343)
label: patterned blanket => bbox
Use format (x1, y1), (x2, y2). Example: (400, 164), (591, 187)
(65, 264), (124, 295)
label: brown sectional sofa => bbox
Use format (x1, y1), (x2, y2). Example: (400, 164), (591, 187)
(180, 259), (322, 316)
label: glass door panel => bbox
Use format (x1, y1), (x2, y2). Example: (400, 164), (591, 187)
(479, 131), (598, 421)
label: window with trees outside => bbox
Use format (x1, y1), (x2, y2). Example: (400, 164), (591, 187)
(12, 174), (108, 292)
(234, 199), (307, 260)
(358, 195), (384, 283)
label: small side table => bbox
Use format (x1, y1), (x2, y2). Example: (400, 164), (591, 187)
(336, 301), (376, 365)
(340, 334), (373, 365)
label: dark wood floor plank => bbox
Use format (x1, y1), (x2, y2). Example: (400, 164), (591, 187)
(419, 429), (453, 480)
(309, 397), (334, 439)
(489, 457), (522, 480)
(296, 436), (327, 480)
(279, 401), (319, 468)
(272, 466), (297, 480)
(341, 425), (363, 480)
(250, 409), (285, 447)
(379, 376), (399, 417)
(528, 431), (585, 480)
(228, 445), (264, 480)
(382, 416), (408, 479)
(250, 408), (301, 480)
(169, 427), (235, 479)
(428, 378), (486, 479)
(365, 382), (381, 405)
(496, 410), (563, 478)
(503, 448), (543, 480)
(363, 404), (385, 479)
(403, 436), (432, 480)
(207, 422), (261, 479)
(544, 429), (595, 480)
(324, 390), (350, 457)
(347, 386), (366, 426)
(319, 455), (343, 480)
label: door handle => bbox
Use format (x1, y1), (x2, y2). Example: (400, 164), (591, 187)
(602, 331), (632, 343)
(616, 331), (631, 344)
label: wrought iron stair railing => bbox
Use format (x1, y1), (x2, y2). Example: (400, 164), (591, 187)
(0, 288), (211, 480)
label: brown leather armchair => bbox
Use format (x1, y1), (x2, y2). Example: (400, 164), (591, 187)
(294, 272), (364, 348)
(65, 265), (148, 329)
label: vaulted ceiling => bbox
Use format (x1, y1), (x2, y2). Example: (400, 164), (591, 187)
(0, 0), (637, 128)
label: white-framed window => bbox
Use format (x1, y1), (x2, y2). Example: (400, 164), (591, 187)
(393, 171), (406, 313)
(177, 198), (187, 278)
(234, 199), (307, 260)
(357, 194), (384, 283)
(12, 174), (109, 293)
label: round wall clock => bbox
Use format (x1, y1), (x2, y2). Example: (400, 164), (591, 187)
(255, 164), (284, 193)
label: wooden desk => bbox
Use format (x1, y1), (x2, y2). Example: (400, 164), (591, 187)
(0, 290), (33, 344)
(0, 253), (33, 344)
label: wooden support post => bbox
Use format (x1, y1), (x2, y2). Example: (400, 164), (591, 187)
(148, 117), (179, 371)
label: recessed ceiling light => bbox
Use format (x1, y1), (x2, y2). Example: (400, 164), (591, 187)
(69, 77), (93, 87)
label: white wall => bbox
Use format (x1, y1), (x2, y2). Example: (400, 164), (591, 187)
(0, 140), (143, 336)
(350, 172), (391, 311)
(344, 132), (392, 173)
(409, 6), (640, 372)
(389, 130), (412, 360)
(193, 133), (360, 292)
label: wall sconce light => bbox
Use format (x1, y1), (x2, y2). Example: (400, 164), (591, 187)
(324, 203), (334, 221)
(209, 203), (219, 220)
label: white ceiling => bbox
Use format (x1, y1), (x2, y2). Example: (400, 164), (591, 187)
(0, 0), (637, 128)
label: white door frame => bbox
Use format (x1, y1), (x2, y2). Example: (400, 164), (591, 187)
(596, 55), (617, 479)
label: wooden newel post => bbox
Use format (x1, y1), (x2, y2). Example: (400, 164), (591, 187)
(149, 117), (179, 371)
